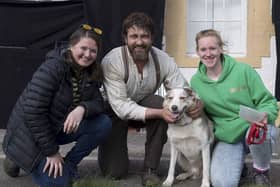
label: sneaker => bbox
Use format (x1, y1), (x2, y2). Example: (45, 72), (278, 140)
(239, 164), (250, 186)
(3, 157), (20, 177)
(141, 168), (161, 187)
(253, 170), (271, 187)
(241, 164), (248, 178)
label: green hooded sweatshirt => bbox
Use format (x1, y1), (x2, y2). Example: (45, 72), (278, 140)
(191, 55), (278, 143)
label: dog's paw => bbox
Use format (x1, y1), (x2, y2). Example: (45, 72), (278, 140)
(162, 181), (172, 186)
(200, 181), (210, 187)
(176, 172), (192, 180)
(162, 177), (174, 187)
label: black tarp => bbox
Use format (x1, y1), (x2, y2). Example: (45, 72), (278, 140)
(0, 0), (165, 54)
(0, 0), (165, 128)
(84, 0), (166, 55)
(0, 0), (85, 49)
(272, 0), (280, 100)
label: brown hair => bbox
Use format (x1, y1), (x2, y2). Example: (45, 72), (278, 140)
(195, 29), (225, 51)
(122, 12), (155, 40)
(66, 25), (103, 81)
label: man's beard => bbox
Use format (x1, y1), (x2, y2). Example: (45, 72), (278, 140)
(128, 45), (151, 62)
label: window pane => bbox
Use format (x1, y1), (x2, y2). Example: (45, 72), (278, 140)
(186, 0), (246, 56)
(214, 22), (244, 54)
(186, 22), (213, 54)
(214, 0), (225, 20)
(227, 0), (242, 20)
(187, 0), (207, 20)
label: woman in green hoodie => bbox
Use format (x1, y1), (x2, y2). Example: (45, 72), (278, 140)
(191, 29), (279, 187)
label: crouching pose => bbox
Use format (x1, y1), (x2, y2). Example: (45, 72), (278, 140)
(2, 24), (111, 187)
(191, 29), (279, 187)
(98, 12), (202, 187)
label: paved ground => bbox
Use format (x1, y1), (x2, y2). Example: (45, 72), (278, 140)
(1, 129), (280, 187)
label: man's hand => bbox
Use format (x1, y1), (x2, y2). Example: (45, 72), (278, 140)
(145, 108), (178, 123)
(161, 108), (179, 123)
(187, 99), (204, 119)
(43, 152), (64, 178)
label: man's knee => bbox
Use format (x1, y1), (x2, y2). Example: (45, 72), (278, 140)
(96, 114), (112, 136)
(98, 150), (129, 179)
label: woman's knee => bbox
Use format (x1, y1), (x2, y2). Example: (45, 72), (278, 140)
(210, 142), (244, 187)
(211, 176), (239, 187)
(211, 168), (240, 187)
(32, 159), (72, 187)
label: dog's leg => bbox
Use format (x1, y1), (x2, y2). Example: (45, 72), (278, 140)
(201, 144), (211, 187)
(162, 142), (178, 186)
(176, 153), (192, 180)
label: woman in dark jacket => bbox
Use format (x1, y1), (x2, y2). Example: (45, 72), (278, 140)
(2, 24), (112, 187)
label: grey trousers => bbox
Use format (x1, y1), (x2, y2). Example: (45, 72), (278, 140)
(98, 95), (168, 179)
(211, 124), (279, 187)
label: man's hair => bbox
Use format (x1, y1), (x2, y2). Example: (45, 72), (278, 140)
(122, 12), (155, 38)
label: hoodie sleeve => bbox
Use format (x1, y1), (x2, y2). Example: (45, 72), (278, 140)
(245, 65), (279, 124)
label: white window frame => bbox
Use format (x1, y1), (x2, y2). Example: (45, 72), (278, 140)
(186, 0), (247, 57)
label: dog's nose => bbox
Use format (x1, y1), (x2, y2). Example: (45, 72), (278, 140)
(171, 105), (178, 111)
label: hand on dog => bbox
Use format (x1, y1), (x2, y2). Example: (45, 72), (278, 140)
(162, 108), (179, 123)
(187, 99), (203, 119)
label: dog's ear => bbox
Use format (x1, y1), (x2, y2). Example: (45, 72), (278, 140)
(165, 85), (171, 92)
(184, 87), (200, 98)
(184, 87), (193, 96)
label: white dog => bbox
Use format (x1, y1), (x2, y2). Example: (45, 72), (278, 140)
(162, 87), (213, 187)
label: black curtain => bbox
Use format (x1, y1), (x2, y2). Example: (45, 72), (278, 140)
(0, 0), (166, 128)
(0, 0), (84, 49)
(84, 0), (166, 56)
(273, 0), (280, 100)
(0, 0), (85, 128)
(0, 0), (166, 55)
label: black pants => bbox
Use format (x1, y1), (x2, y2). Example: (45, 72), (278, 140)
(274, 22), (280, 100)
(98, 95), (168, 179)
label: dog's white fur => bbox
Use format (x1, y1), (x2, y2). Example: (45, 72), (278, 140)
(162, 87), (213, 187)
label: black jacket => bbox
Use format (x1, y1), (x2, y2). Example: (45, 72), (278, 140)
(272, 0), (280, 23)
(2, 47), (105, 172)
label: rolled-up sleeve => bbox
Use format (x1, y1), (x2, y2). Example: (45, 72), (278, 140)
(101, 51), (146, 121)
(157, 51), (188, 89)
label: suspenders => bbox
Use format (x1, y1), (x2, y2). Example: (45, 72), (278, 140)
(121, 46), (161, 93)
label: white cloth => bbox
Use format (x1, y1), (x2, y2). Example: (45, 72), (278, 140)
(101, 46), (187, 121)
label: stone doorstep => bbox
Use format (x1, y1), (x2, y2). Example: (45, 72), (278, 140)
(0, 129), (279, 162)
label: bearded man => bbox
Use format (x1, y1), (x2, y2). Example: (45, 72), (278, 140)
(98, 12), (202, 186)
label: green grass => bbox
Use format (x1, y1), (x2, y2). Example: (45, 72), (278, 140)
(241, 185), (280, 187)
(73, 177), (120, 187)
(72, 176), (280, 187)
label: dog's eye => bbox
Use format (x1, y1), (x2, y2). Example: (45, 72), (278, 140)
(180, 97), (186, 100)
(168, 97), (173, 100)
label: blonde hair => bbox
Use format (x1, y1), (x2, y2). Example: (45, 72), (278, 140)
(195, 29), (225, 51)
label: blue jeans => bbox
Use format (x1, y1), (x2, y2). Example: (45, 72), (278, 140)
(31, 114), (112, 187)
(211, 124), (279, 187)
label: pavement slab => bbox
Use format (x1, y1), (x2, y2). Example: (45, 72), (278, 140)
(0, 130), (280, 187)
